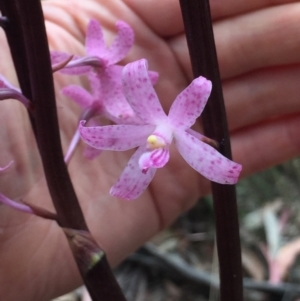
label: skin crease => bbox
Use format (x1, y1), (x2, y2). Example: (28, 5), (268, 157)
(0, 0), (300, 300)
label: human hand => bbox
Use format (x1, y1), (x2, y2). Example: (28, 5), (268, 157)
(1, 0), (300, 300)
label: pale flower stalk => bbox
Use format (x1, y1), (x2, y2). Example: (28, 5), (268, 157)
(80, 59), (242, 200)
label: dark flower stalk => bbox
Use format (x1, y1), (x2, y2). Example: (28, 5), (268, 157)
(0, 0), (126, 300)
(179, 1), (243, 301)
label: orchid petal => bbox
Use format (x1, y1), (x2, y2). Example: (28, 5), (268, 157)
(148, 71), (159, 85)
(88, 71), (101, 97)
(99, 66), (136, 121)
(169, 77), (212, 129)
(186, 128), (205, 140)
(83, 145), (102, 160)
(62, 85), (94, 109)
(187, 128), (219, 149)
(104, 21), (134, 65)
(79, 121), (154, 151)
(138, 148), (170, 171)
(83, 119), (104, 160)
(122, 59), (167, 124)
(174, 130), (242, 184)
(110, 146), (156, 200)
(85, 19), (106, 56)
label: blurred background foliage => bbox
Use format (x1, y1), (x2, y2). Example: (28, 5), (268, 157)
(54, 158), (300, 301)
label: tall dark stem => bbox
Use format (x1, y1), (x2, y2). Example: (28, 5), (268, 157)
(179, 1), (243, 301)
(0, 1), (126, 300)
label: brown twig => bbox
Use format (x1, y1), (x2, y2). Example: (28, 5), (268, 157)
(128, 244), (300, 299)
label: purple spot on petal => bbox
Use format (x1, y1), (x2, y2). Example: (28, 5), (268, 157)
(148, 93), (155, 100)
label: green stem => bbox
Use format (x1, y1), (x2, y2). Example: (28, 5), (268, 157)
(179, 1), (243, 301)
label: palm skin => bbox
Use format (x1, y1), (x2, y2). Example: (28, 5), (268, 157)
(1, 0), (300, 300)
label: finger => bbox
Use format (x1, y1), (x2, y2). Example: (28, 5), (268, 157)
(43, 0), (139, 42)
(43, 0), (86, 42)
(170, 3), (300, 79)
(224, 65), (300, 131)
(210, 0), (298, 21)
(232, 114), (300, 177)
(122, 0), (298, 36)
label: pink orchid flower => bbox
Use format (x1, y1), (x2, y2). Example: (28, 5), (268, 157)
(57, 19), (139, 162)
(51, 19), (134, 73)
(53, 19), (156, 119)
(51, 19), (158, 83)
(79, 59), (242, 200)
(52, 19), (157, 79)
(54, 19), (142, 122)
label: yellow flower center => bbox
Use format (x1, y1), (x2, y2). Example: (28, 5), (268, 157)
(146, 135), (166, 150)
